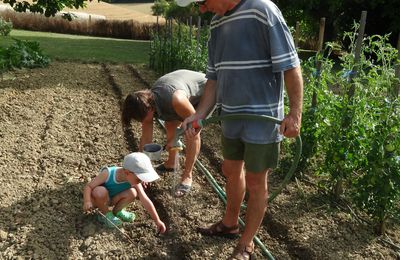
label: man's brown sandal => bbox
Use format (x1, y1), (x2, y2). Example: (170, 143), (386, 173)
(228, 242), (255, 260)
(197, 220), (240, 239)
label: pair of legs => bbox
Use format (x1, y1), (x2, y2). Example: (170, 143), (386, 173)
(222, 160), (270, 250)
(164, 120), (201, 188)
(200, 137), (279, 258)
(91, 186), (137, 214)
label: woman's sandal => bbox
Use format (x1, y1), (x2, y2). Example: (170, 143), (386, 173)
(175, 183), (191, 197)
(197, 220), (240, 239)
(229, 242), (255, 260)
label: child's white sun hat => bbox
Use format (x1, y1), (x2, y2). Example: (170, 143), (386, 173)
(123, 152), (159, 182)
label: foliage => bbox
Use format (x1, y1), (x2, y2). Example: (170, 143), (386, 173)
(274, 0), (400, 45)
(0, 38), (50, 74)
(1, 10), (156, 41)
(2, 0), (87, 19)
(149, 18), (400, 231)
(152, 0), (170, 16)
(0, 17), (13, 36)
(151, 0), (213, 24)
(301, 24), (400, 232)
(349, 34), (400, 232)
(149, 21), (209, 73)
(298, 45), (338, 172)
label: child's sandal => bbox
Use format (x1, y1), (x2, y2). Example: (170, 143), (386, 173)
(116, 209), (136, 222)
(97, 212), (123, 228)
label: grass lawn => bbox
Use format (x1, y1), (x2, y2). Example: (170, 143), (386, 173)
(0, 29), (150, 64)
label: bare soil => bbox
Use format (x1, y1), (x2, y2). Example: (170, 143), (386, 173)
(0, 62), (399, 259)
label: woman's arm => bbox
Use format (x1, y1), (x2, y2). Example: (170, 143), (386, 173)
(182, 79), (217, 128)
(171, 90), (196, 119)
(140, 111), (154, 151)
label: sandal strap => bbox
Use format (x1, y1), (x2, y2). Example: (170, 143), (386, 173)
(213, 221), (239, 233)
(230, 242), (255, 260)
(197, 220), (240, 238)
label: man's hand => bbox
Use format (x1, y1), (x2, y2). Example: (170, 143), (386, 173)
(280, 112), (301, 138)
(182, 114), (203, 140)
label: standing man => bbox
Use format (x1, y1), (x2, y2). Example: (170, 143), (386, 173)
(177, 0), (303, 259)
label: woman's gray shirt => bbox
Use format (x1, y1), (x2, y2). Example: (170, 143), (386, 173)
(152, 70), (206, 121)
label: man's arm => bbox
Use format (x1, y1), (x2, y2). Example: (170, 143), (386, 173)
(280, 66), (303, 138)
(195, 79), (217, 119)
(182, 79), (217, 129)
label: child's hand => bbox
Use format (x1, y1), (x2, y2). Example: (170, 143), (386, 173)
(156, 220), (167, 234)
(141, 182), (150, 189)
(83, 201), (94, 213)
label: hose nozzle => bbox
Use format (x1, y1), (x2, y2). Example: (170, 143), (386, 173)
(171, 127), (184, 150)
(171, 119), (204, 149)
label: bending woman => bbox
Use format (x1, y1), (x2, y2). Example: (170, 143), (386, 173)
(122, 69), (207, 197)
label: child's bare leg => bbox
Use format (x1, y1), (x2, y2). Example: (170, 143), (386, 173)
(91, 186), (110, 214)
(111, 188), (137, 214)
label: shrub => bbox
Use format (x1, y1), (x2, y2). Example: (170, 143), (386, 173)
(0, 9), (157, 40)
(149, 20), (209, 73)
(0, 17), (12, 36)
(0, 39), (50, 74)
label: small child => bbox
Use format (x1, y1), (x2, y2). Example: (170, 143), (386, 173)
(83, 152), (166, 233)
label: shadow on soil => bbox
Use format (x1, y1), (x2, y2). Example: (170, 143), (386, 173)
(264, 192), (376, 259)
(0, 182), (87, 258)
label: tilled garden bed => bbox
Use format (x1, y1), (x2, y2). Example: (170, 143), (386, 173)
(0, 62), (398, 259)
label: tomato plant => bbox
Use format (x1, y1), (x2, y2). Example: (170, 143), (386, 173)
(301, 26), (399, 232)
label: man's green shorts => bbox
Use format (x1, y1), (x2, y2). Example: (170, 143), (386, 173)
(222, 136), (280, 173)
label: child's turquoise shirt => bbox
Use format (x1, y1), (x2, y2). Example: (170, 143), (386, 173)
(101, 166), (131, 198)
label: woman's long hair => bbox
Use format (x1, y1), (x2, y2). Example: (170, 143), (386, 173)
(121, 90), (154, 125)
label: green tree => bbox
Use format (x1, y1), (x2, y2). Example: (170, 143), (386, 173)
(152, 0), (213, 24)
(274, 0), (400, 46)
(3, 0), (87, 19)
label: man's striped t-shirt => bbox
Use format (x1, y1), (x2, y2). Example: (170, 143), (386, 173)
(206, 0), (300, 144)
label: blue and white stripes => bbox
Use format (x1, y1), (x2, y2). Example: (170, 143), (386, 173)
(205, 0), (299, 143)
(218, 102), (284, 114)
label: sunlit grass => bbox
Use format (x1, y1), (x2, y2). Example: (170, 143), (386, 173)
(0, 29), (150, 64)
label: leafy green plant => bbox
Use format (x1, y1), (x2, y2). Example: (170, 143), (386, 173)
(299, 45), (337, 173)
(3, 0), (87, 18)
(150, 21), (208, 73)
(0, 38), (50, 73)
(349, 34), (399, 234)
(0, 17), (13, 36)
(301, 24), (399, 233)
